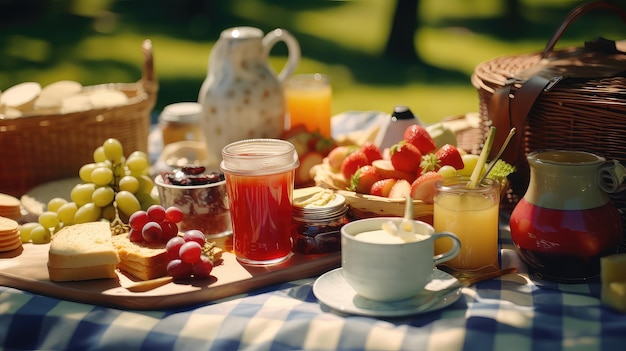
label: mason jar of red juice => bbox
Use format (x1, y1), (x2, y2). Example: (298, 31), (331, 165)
(220, 139), (300, 265)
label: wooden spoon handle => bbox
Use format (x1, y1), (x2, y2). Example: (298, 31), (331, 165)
(460, 267), (518, 286)
(125, 276), (173, 292)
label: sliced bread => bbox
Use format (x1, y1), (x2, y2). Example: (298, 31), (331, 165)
(48, 264), (118, 282)
(111, 234), (168, 280)
(48, 221), (120, 282)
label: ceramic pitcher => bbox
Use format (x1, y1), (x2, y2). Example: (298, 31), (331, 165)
(198, 27), (300, 169)
(510, 150), (623, 282)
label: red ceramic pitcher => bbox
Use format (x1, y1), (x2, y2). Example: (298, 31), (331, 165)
(510, 150), (623, 282)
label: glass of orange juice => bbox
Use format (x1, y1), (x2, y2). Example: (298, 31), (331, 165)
(284, 73), (332, 137)
(433, 177), (500, 274)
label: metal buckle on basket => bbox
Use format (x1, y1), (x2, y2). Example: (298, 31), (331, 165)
(544, 76), (566, 91)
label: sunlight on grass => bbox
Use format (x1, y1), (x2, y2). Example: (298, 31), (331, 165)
(5, 35), (50, 63)
(334, 83), (478, 124)
(423, 0), (504, 19)
(233, 0), (395, 56)
(418, 28), (542, 75)
(68, 0), (114, 17)
(0, 0), (587, 120)
(293, 0), (394, 55)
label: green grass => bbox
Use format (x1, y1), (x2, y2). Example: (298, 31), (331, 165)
(1, 0), (622, 124)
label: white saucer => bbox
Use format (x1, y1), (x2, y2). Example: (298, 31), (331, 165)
(313, 268), (462, 317)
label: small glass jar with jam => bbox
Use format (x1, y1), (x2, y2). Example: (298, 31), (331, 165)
(159, 102), (204, 146)
(291, 188), (348, 254)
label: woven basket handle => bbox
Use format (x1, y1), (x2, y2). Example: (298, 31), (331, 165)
(141, 39), (158, 94)
(542, 1), (626, 59)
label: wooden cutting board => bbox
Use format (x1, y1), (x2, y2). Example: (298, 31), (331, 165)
(0, 243), (340, 310)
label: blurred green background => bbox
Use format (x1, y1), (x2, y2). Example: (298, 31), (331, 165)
(1, 0), (623, 124)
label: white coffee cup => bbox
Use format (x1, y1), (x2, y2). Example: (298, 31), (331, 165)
(341, 217), (461, 302)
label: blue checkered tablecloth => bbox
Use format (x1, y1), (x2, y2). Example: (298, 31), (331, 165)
(1, 266), (625, 351)
(2, 216), (626, 351)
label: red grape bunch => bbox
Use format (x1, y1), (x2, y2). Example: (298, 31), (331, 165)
(128, 204), (184, 243)
(166, 230), (214, 279)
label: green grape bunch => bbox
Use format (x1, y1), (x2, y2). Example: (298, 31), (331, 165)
(22, 138), (160, 244)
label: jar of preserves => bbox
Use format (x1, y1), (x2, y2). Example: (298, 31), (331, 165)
(159, 102), (204, 146)
(291, 188), (348, 254)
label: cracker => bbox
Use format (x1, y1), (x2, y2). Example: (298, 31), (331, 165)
(0, 231), (19, 243)
(0, 236), (22, 252)
(0, 217), (19, 232)
(0, 195), (21, 220)
(0, 194), (20, 207)
(0, 209), (21, 220)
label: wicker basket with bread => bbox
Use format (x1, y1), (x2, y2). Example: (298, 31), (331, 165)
(0, 40), (158, 198)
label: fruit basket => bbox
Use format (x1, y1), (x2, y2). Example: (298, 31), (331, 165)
(312, 114), (486, 222)
(0, 40), (158, 198)
(311, 159), (434, 221)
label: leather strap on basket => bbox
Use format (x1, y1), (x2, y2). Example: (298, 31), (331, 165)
(488, 0), (626, 163)
(489, 75), (552, 166)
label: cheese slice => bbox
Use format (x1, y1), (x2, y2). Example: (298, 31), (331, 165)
(603, 281), (626, 313)
(601, 254), (626, 312)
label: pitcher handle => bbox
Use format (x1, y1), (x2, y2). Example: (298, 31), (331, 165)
(432, 232), (461, 266)
(599, 160), (626, 193)
(262, 28), (300, 82)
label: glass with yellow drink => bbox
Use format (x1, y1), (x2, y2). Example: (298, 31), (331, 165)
(284, 74), (332, 137)
(433, 177), (500, 273)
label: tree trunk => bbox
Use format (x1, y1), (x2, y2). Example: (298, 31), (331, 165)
(384, 0), (420, 62)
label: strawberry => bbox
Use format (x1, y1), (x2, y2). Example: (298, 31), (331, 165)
(307, 135), (320, 150)
(360, 141), (383, 164)
(295, 151), (324, 185)
(279, 124), (309, 140)
(388, 179), (412, 199)
(328, 145), (357, 171)
(349, 165), (382, 194)
(307, 133), (336, 156)
(370, 178), (397, 197)
(289, 138), (309, 157)
(435, 144), (464, 170)
(372, 159), (417, 183)
(410, 171), (443, 203)
(390, 141), (422, 173)
(340, 150), (369, 180)
(419, 153), (438, 174)
(404, 124), (437, 154)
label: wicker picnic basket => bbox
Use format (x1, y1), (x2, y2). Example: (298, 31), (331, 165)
(0, 39), (158, 197)
(472, 1), (626, 205)
(471, 1), (626, 249)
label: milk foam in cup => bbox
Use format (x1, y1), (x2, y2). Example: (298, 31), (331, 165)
(341, 217), (461, 302)
(353, 226), (429, 244)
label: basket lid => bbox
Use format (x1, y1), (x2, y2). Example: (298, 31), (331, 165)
(517, 42), (626, 81)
